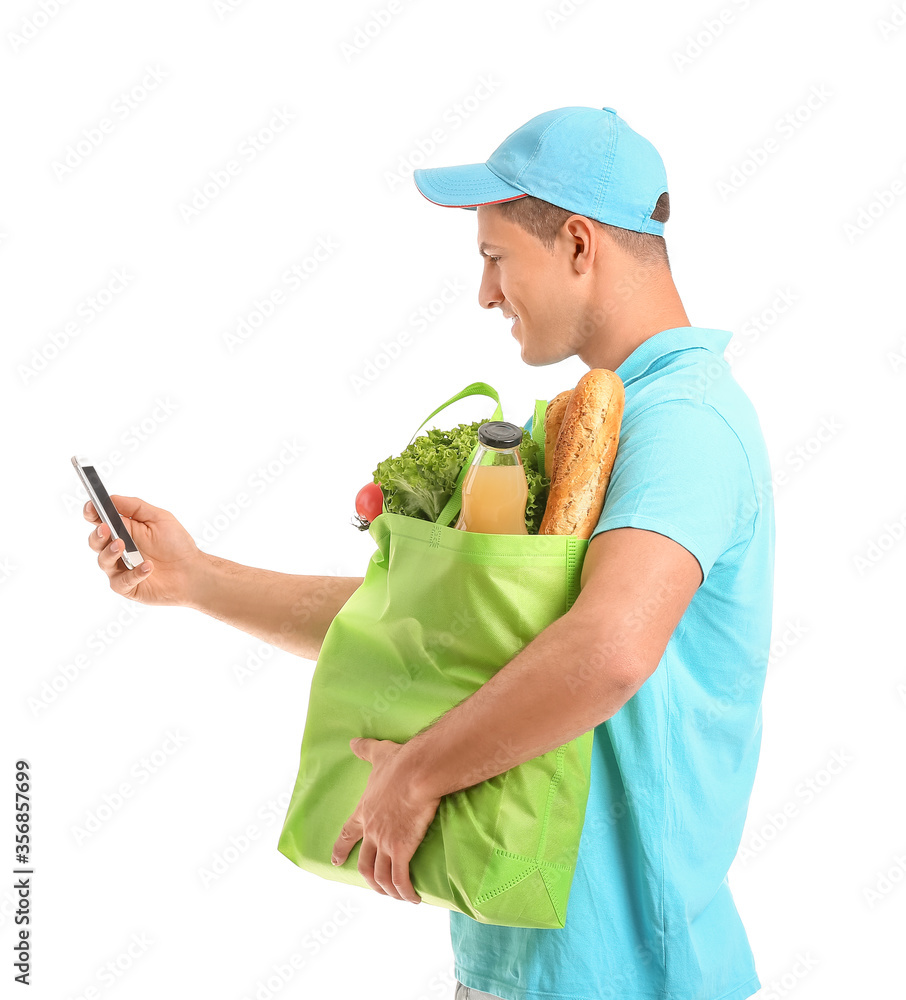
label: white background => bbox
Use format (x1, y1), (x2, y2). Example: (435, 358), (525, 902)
(3, 0), (905, 998)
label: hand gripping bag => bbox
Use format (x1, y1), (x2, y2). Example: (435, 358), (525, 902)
(277, 382), (593, 928)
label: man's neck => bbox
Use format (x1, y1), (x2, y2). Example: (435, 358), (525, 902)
(576, 272), (691, 372)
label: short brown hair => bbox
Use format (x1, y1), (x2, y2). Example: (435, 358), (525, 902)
(494, 194), (671, 270)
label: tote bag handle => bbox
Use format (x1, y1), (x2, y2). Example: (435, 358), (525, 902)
(404, 381), (550, 528)
(405, 380), (503, 446)
(402, 382), (503, 528)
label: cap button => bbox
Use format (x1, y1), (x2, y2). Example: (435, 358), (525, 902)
(602, 106), (617, 114)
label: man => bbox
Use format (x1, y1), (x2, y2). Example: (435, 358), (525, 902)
(333, 106), (775, 999)
(84, 106), (774, 1000)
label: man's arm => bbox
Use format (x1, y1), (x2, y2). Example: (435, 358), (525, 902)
(84, 495), (363, 662)
(403, 526), (702, 800)
(187, 554), (363, 662)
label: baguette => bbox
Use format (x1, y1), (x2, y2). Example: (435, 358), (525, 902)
(539, 369), (625, 539)
(543, 388), (574, 479)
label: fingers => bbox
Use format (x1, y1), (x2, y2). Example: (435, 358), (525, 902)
(356, 840), (386, 896)
(373, 851), (396, 899)
(368, 850), (420, 904)
(91, 526), (151, 595)
(96, 529), (127, 572)
(391, 855), (420, 904)
(358, 840), (420, 904)
(332, 818), (358, 869)
(86, 521), (124, 557)
(87, 520), (108, 553)
(82, 495), (164, 525)
(333, 812), (420, 905)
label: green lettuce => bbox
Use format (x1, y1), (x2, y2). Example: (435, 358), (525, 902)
(373, 420), (550, 534)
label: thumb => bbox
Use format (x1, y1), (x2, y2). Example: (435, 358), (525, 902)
(350, 737), (374, 760)
(106, 495), (173, 525)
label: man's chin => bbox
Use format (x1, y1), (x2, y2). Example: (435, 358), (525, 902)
(515, 331), (564, 367)
(518, 344), (552, 368)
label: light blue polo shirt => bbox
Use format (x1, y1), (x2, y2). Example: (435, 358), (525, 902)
(451, 326), (776, 1000)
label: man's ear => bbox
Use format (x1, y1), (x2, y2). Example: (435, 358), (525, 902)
(564, 215), (597, 274)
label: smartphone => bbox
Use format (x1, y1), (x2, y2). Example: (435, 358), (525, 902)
(71, 456), (143, 570)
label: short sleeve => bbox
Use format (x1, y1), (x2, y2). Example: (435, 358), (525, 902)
(590, 399), (755, 582)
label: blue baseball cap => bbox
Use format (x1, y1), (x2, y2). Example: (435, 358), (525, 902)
(413, 106), (669, 236)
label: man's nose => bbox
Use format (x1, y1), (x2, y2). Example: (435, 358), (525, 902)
(478, 268), (502, 311)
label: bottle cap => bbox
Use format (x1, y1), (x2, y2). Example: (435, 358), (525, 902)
(478, 421), (523, 450)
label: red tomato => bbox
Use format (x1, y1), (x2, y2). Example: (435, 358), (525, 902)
(355, 482), (384, 523)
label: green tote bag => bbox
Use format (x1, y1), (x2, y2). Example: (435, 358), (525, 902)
(277, 381), (593, 929)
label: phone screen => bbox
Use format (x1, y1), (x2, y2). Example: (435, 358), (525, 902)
(73, 458), (141, 565)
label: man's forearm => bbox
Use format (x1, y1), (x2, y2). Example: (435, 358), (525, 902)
(187, 551), (363, 661)
(403, 609), (641, 800)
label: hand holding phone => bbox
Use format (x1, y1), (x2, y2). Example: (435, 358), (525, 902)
(75, 458), (206, 606)
(72, 457), (144, 569)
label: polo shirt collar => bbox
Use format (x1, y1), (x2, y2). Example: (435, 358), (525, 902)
(614, 326), (732, 385)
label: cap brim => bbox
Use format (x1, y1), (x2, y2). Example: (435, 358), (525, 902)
(413, 162), (529, 211)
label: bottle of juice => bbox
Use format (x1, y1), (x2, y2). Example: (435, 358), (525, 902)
(454, 422), (529, 535)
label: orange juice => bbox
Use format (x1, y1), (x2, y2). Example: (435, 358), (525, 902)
(455, 463), (529, 534)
